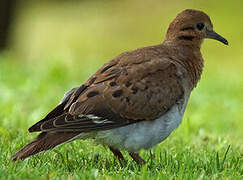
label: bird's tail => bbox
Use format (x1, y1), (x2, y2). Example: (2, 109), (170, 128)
(12, 132), (80, 161)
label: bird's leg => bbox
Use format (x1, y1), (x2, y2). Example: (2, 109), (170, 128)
(129, 152), (146, 165)
(109, 146), (124, 164)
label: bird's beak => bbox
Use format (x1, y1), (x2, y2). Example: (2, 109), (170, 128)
(206, 29), (228, 45)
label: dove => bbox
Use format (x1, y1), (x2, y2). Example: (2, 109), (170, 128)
(12, 9), (228, 164)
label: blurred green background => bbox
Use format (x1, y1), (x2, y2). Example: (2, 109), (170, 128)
(0, 0), (242, 179)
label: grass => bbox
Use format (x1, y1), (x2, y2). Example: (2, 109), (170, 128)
(1, 0), (243, 179)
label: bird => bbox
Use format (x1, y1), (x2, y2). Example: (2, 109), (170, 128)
(12, 9), (228, 165)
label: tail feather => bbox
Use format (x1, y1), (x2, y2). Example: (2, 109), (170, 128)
(12, 132), (80, 161)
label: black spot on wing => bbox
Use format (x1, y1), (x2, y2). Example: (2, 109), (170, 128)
(125, 81), (132, 87)
(87, 91), (99, 98)
(126, 97), (130, 104)
(112, 90), (123, 98)
(109, 81), (117, 87)
(131, 86), (138, 94)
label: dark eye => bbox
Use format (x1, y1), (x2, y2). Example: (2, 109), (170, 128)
(196, 23), (205, 30)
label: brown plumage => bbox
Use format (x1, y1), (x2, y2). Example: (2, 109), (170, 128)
(12, 9), (228, 164)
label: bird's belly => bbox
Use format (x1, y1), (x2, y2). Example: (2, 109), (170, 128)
(95, 104), (185, 152)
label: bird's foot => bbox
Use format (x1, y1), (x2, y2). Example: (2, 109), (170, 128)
(129, 152), (146, 165)
(109, 146), (124, 165)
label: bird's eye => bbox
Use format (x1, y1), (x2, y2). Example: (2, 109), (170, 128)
(196, 23), (205, 31)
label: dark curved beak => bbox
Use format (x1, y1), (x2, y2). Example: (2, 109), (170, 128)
(206, 30), (228, 45)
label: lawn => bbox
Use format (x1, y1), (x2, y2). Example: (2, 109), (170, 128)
(0, 0), (242, 179)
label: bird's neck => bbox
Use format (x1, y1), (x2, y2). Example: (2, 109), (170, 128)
(184, 47), (204, 89)
(161, 41), (204, 89)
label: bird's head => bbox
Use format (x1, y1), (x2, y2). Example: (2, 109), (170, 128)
(164, 9), (228, 47)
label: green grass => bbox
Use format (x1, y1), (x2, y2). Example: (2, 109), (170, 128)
(1, 0), (243, 179)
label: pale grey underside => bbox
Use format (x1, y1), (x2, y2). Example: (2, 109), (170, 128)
(94, 95), (189, 152)
(69, 91), (189, 152)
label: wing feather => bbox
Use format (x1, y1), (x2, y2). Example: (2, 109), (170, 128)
(29, 45), (185, 133)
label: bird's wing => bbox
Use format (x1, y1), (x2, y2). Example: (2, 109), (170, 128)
(29, 46), (185, 133)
